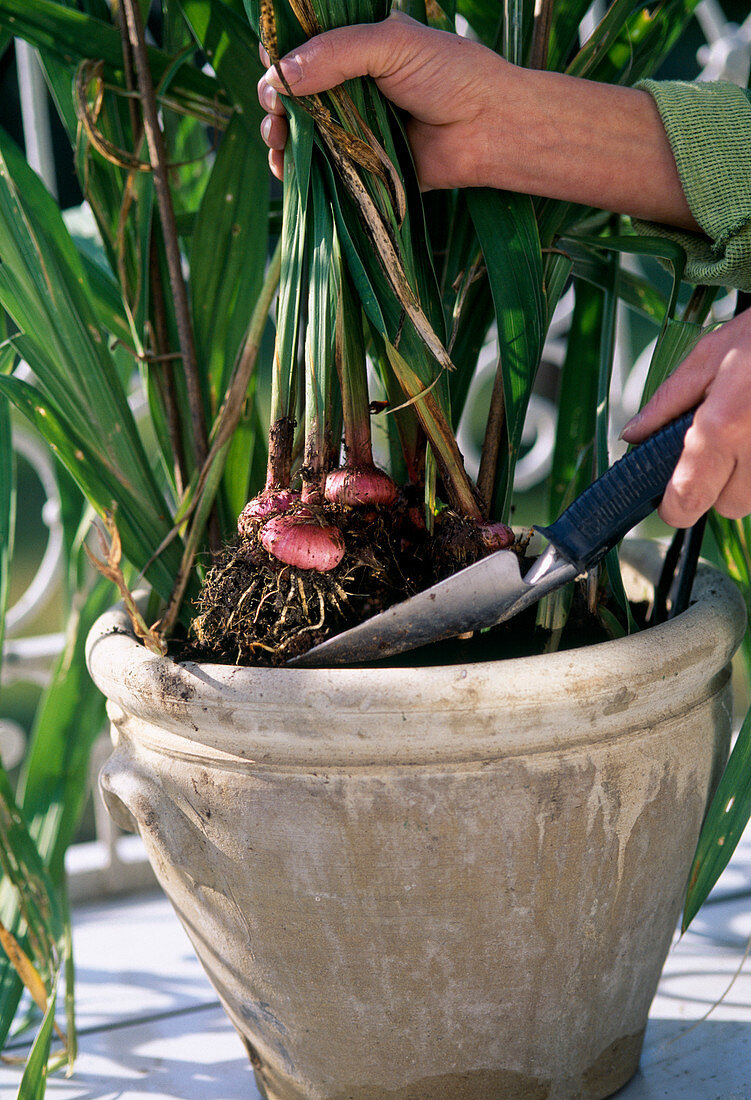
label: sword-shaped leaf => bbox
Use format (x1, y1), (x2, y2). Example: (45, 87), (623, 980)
(0, 392), (13, 683)
(0, 0), (219, 108)
(466, 187), (545, 520)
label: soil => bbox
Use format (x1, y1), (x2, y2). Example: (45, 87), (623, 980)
(180, 495), (637, 668)
(185, 491), (423, 666)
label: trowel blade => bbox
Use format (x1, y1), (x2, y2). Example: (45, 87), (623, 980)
(287, 549), (530, 667)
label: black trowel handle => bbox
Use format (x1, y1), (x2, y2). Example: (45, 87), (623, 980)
(535, 409), (695, 573)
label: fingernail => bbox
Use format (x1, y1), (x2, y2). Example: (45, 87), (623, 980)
(259, 82), (277, 111)
(265, 54), (303, 89)
(620, 412), (642, 439)
(261, 117), (272, 142)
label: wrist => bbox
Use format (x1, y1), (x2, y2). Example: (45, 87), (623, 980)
(469, 62), (543, 191)
(470, 67), (697, 232)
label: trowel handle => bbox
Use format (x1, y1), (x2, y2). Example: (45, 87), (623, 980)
(535, 409), (695, 573)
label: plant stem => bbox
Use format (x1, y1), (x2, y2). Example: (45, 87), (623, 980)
(529, 0), (554, 70)
(115, 1), (141, 143)
(503, 0), (524, 64)
(301, 174), (335, 504)
(384, 341), (483, 520)
(476, 356), (506, 518)
(149, 231), (188, 495)
(121, 0), (209, 472)
(265, 154), (304, 490)
(336, 270), (374, 469)
(210, 240), (283, 460)
(682, 284), (718, 326)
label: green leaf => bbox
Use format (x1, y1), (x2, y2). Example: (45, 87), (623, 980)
(641, 317), (703, 406)
(177, 0), (266, 127)
(562, 233), (686, 322)
(466, 187), (545, 519)
(591, 0), (703, 86)
(0, 374), (189, 608)
(456, 0), (502, 47)
(683, 702), (751, 930)
(712, 513), (751, 684)
(0, 0), (219, 105)
(0, 130), (164, 508)
(0, 394), (14, 679)
(424, 192), (495, 425)
(61, 891), (76, 1075)
(565, 0), (639, 78)
(39, 50), (159, 319)
(382, 338), (480, 518)
(547, 0), (592, 70)
(77, 253), (132, 346)
(16, 979), (58, 1100)
(322, 154), (387, 336)
(0, 771), (63, 959)
(619, 272), (668, 324)
(0, 766), (63, 1052)
(302, 166), (336, 490)
(18, 577), (113, 880)
(543, 251), (573, 333)
(221, 400), (269, 517)
(272, 151), (308, 427)
(190, 112), (270, 402)
(548, 279), (601, 519)
(536, 275), (578, 633)
(0, 129), (199, 609)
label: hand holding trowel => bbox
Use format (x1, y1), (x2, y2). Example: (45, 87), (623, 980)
(288, 410), (695, 667)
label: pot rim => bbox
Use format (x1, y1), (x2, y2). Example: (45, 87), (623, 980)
(86, 539), (746, 767)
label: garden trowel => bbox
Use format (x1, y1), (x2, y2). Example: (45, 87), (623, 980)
(288, 410), (694, 667)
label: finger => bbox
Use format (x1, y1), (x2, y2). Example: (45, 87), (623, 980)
(269, 148), (284, 182)
(714, 468), (751, 520)
(262, 16), (407, 97)
(657, 421), (734, 528)
(257, 75), (286, 116)
(259, 43), (270, 68)
(260, 113), (288, 151)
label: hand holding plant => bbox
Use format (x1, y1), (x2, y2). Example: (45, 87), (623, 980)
(258, 12), (697, 228)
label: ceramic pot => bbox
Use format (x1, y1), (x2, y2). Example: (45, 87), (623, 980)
(87, 541), (746, 1100)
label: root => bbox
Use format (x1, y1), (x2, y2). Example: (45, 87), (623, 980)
(186, 498), (420, 666)
(184, 495), (527, 667)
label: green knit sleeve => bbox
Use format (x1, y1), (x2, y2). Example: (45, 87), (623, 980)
(631, 79), (751, 292)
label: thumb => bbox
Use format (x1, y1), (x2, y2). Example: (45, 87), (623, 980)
(262, 16), (406, 97)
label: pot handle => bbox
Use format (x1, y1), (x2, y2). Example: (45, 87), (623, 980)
(99, 751), (207, 869)
(99, 750), (160, 835)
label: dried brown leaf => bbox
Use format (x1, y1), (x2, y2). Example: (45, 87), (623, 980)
(86, 510), (167, 655)
(0, 919), (49, 1016)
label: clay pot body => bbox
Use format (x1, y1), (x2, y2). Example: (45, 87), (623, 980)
(87, 542), (746, 1099)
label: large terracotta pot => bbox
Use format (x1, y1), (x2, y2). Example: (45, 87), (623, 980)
(86, 541), (746, 1100)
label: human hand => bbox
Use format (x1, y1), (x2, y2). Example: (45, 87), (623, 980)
(257, 12), (512, 188)
(257, 13), (697, 229)
(621, 307), (751, 527)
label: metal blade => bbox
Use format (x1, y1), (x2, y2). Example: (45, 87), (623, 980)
(287, 546), (577, 667)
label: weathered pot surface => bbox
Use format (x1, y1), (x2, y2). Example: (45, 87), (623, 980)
(87, 541), (746, 1100)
